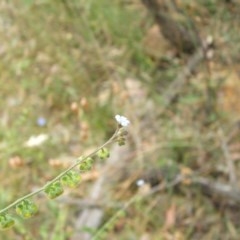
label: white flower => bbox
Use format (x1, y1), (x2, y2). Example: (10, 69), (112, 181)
(136, 179), (145, 187)
(115, 115), (130, 127)
(25, 134), (49, 147)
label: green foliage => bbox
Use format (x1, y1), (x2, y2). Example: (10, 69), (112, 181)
(201, 0), (218, 14)
(79, 157), (94, 171)
(15, 199), (38, 219)
(0, 214), (15, 230)
(44, 182), (64, 200)
(61, 170), (81, 188)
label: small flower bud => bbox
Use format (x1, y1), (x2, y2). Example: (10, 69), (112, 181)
(97, 148), (110, 160)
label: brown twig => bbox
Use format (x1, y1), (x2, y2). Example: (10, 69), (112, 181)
(192, 176), (240, 204)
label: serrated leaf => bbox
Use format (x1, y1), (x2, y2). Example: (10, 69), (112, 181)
(0, 214), (15, 230)
(44, 182), (64, 199)
(79, 157), (93, 171)
(15, 199), (38, 219)
(61, 171), (81, 188)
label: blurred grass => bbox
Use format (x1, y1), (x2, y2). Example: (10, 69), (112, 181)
(1, 0), (240, 239)
(0, 0), (151, 239)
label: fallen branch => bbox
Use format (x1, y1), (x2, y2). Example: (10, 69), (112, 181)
(192, 176), (240, 204)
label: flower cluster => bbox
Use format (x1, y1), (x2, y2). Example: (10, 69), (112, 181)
(115, 115), (130, 127)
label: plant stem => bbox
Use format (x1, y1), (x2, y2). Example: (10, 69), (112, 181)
(0, 127), (119, 215)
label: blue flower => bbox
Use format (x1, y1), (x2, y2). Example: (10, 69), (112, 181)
(37, 117), (47, 127)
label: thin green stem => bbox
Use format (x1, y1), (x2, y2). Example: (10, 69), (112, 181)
(92, 176), (182, 239)
(92, 196), (137, 240)
(0, 127), (120, 215)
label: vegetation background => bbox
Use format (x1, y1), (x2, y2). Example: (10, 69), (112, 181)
(0, 0), (240, 239)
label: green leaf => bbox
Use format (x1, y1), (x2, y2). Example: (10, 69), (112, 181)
(61, 171), (81, 188)
(44, 182), (64, 199)
(0, 214), (15, 230)
(79, 157), (93, 171)
(15, 199), (38, 219)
